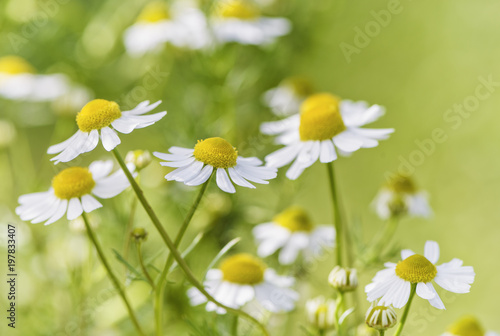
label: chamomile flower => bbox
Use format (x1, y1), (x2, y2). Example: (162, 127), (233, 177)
(365, 241), (475, 309)
(252, 206), (335, 264)
(372, 174), (432, 220)
(188, 253), (298, 314)
(16, 161), (134, 225)
(305, 296), (336, 331)
(48, 99), (166, 164)
(442, 316), (499, 336)
(211, 0), (291, 46)
(153, 137), (277, 193)
(365, 302), (397, 331)
(0, 55), (73, 102)
(123, 1), (212, 56)
(261, 93), (394, 180)
(263, 76), (315, 116)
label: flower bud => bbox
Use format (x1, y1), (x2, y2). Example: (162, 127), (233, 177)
(131, 227), (148, 242)
(305, 296), (335, 331)
(125, 150), (152, 170)
(365, 303), (397, 331)
(328, 266), (358, 292)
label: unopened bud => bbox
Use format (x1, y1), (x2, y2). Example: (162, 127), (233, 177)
(328, 266), (358, 292)
(305, 296), (335, 331)
(365, 303), (397, 331)
(131, 227), (148, 242)
(125, 150), (152, 170)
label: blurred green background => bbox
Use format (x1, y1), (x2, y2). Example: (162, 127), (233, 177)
(1, 0), (499, 335)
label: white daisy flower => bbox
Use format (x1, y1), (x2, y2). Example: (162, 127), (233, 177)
(16, 160), (135, 225)
(365, 301), (397, 331)
(47, 99), (166, 164)
(305, 296), (336, 331)
(153, 137), (277, 193)
(211, 0), (291, 46)
(252, 206), (335, 265)
(372, 174), (432, 220)
(263, 76), (314, 117)
(123, 1), (212, 57)
(0, 55), (74, 102)
(188, 253), (298, 314)
(442, 316), (499, 336)
(365, 240), (475, 309)
(261, 93), (394, 180)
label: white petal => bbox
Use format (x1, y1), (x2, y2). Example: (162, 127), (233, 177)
(426, 282), (445, 309)
(100, 127), (121, 151)
(47, 131), (80, 154)
(44, 199), (68, 225)
(80, 129), (99, 153)
(165, 160), (204, 182)
(216, 168), (235, 193)
(81, 194), (103, 212)
(332, 131), (363, 153)
(416, 282), (435, 300)
(264, 143), (302, 168)
(228, 167), (255, 188)
(160, 157), (195, 168)
(185, 165), (213, 186)
(424, 241), (440, 264)
(319, 140), (337, 163)
(88, 160), (114, 180)
(279, 233), (309, 264)
(67, 198), (84, 220)
(401, 249), (416, 260)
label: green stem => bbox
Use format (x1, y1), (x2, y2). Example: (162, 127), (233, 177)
(232, 315), (239, 336)
(154, 176), (212, 336)
(326, 162), (343, 266)
(81, 213), (145, 336)
(136, 242), (155, 289)
(334, 292), (345, 335)
(112, 149), (270, 336)
(364, 216), (399, 264)
(394, 283), (417, 336)
(123, 193), (138, 261)
(379, 330), (385, 336)
(318, 329), (325, 336)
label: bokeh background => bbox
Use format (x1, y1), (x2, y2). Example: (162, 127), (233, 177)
(1, 0), (499, 335)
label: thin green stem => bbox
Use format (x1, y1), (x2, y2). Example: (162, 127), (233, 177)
(394, 283), (417, 336)
(232, 315), (239, 336)
(136, 242), (156, 289)
(326, 162), (343, 266)
(379, 330), (385, 336)
(334, 292), (345, 335)
(155, 176), (212, 336)
(123, 193), (138, 260)
(81, 213), (145, 336)
(112, 149), (269, 336)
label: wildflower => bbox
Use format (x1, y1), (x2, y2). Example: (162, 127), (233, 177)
(211, 0), (291, 46)
(131, 228), (148, 242)
(305, 296), (336, 331)
(442, 316), (499, 336)
(48, 99), (166, 164)
(0, 55), (76, 102)
(365, 241), (475, 309)
(365, 302), (397, 331)
(263, 76), (314, 116)
(328, 266), (358, 292)
(123, 1), (212, 56)
(261, 93), (394, 179)
(372, 174), (432, 219)
(154, 137), (277, 193)
(16, 161), (134, 225)
(252, 206), (335, 264)
(188, 253), (298, 313)
(126, 150), (152, 170)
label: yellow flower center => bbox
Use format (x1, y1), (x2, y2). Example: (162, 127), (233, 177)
(284, 76), (314, 97)
(447, 316), (485, 336)
(0, 56), (35, 75)
(220, 254), (266, 285)
(387, 174), (417, 194)
(193, 137), (238, 168)
(76, 99), (122, 132)
(52, 167), (96, 199)
(299, 93), (346, 141)
(273, 206), (313, 232)
(216, 0), (260, 20)
(137, 1), (170, 23)
(395, 254), (437, 283)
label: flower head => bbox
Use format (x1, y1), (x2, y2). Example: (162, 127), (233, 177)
(261, 93), (394, 179)
(305, 296), (336, 331)
(188, 253), (298, 313)
(48, 99), (166, 164)
(211, 0), (291, 46)
(442, 316), (499, 336)
(253, 206), (335, 264)
(365, 241), (475, 309)
(154, 137), (277, 193)
(263, 76), (315, 116)
(372, 173), (432, 219)
(365, 302), (397, 331)
(126, 150), (152, 171)
(328, 266), (358, 292)
(16, 161), (134, 225)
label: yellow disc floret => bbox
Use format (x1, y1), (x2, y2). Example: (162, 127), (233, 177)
(137, 1), (170, 23)
(387, 174), (417, 194)
(193, 137), (238, 168)
(216, 0), (260, 20)
(395, 254), (437, 283)
(0, 56), (35, 75)
(52, 167), (95, 199)
(76, 99), (122, 132)
(273, 206), (313, 232)
(299, 93), (346, 141)
(220, 253), (266, 284)
(447, 316), (485, 336)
